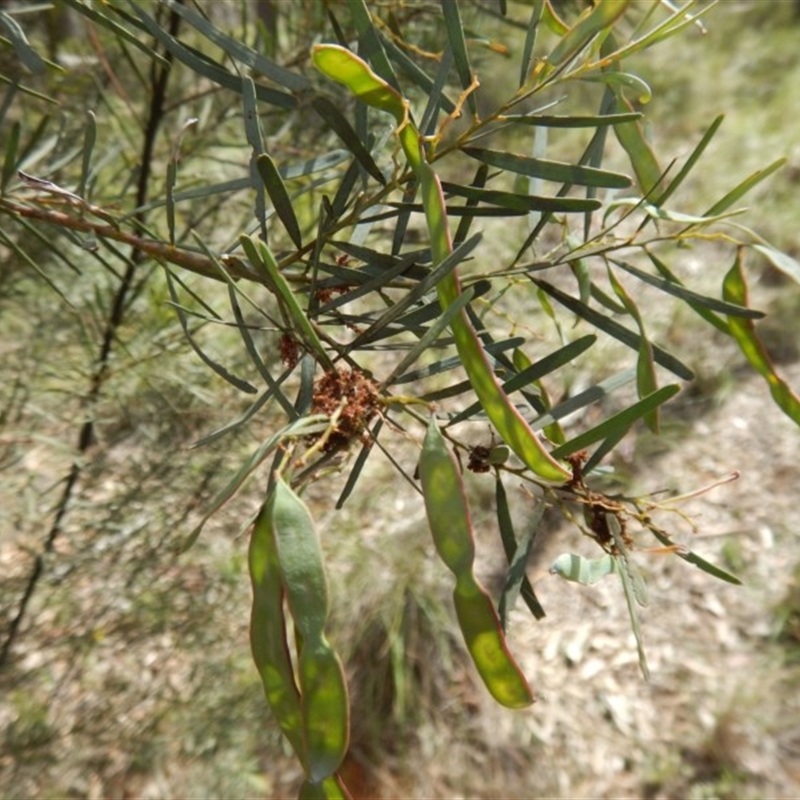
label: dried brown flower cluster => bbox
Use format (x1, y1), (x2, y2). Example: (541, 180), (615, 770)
(310, 367), (380, 452)
(279, 333), (301, 369)
(567, 451), (633, 555)
(466, 444), (493, 473)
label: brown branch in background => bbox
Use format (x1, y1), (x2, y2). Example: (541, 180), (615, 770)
(1, 2), (183, 670)
(0, 198), (260, 284)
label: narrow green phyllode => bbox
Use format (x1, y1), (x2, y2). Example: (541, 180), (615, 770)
(723, 250), (800, 426)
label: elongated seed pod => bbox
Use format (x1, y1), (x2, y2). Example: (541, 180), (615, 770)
(419, 417), (534, 708)
(271, 478), (350, 782)
(248, 495), (306, 766)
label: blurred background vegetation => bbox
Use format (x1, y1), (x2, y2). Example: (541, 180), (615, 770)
(2, 1), (800, 798)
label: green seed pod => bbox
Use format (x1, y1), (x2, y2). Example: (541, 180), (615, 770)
(271, 478), (350, 782)
(248, 496), (306, 765)
(420, 417), (534, 708)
